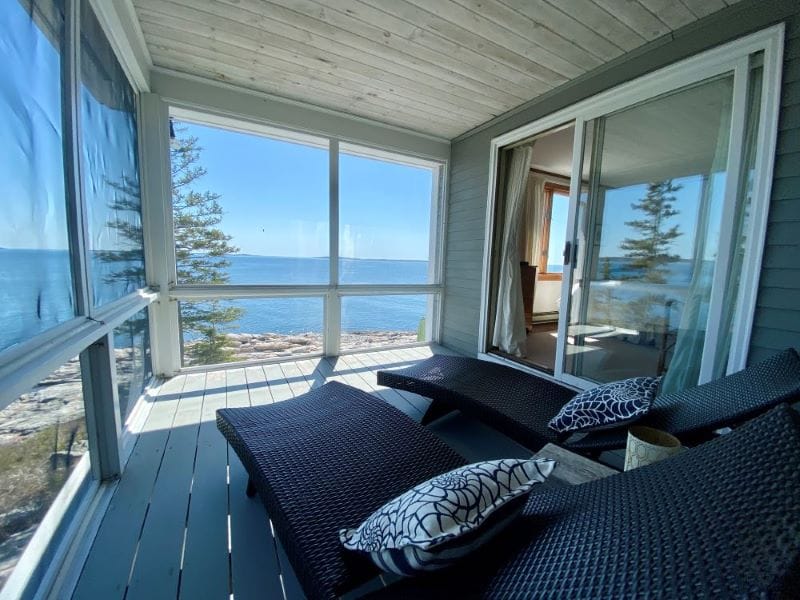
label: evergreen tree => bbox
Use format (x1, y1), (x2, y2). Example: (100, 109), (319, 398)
(620, 180), (683, 284)
(171, 128), (242, 364)
(98, 127), (242, 366)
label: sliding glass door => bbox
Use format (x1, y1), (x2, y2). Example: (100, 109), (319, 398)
(552, 48), (770, 392)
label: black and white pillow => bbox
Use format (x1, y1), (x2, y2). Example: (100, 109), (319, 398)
(548, 376), (661, 434)
(339, 458), (555, 576)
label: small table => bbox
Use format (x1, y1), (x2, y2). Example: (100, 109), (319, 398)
(533, 443), (617, 487)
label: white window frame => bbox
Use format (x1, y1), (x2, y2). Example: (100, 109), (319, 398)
(161, 109), (447, 372)
(0, 1), (158, 597)
(478, 24), (784, 389)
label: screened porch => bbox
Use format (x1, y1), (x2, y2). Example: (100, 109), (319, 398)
(2, 0), (800, 599)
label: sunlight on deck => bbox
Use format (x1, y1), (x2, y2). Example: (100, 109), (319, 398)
(72, 346), (452, 600)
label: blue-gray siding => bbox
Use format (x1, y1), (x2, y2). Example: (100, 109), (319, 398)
(442, 0), (800, 364)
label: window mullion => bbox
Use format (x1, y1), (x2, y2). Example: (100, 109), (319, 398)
(63, 0), (92, 318)
(326, 139), (341, 356)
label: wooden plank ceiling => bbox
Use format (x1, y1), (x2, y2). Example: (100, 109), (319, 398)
(132, 0), (743, 139)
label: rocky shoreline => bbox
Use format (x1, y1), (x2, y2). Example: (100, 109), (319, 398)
(184, 330), (419, 365)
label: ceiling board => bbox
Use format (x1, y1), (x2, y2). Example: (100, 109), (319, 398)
(132, 0), (743, 138)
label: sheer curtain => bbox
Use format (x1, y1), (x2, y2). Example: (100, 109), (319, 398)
(660, 91), (732, 394)
(492, 145), (533, 356)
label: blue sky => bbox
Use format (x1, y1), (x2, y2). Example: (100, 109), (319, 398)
(177, 121), (433, 261)
(598, 174), (724, 261)
(0, 2), (69, 251)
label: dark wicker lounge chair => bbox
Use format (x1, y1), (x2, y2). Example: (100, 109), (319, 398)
(219, 384), (800, 599)
(377, 348), (800, 452)
(216, 381), (466, 600)
(371, 403), (800, 598)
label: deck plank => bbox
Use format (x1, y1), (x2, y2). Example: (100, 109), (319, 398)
(263, 363), (294, 402)
(355, 350), (431, 415)
(178, 370), (230, 600)
(72, 375), (187, 600)
(227, 368), (285, 600)
(294, 358), (327, 390)
(125, 373), (207, 600)
(279, 360), (313, 396)
(244, 365), (272, 406)
(336, 354), (421, 419)
(275, 538), (306, 600)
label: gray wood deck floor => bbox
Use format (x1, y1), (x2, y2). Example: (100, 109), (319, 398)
(72, 345), (530, 600)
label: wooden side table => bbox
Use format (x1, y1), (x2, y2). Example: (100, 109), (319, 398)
(533, 443), (617, 486)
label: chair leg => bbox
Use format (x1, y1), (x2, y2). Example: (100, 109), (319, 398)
(420, 399), (456, 426)
(246, 477), (257, 498)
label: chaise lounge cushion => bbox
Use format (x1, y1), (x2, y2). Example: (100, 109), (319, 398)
(216, 381), (466, 600)
(371, 403), (800, 598)
(339, 457), (555, 576)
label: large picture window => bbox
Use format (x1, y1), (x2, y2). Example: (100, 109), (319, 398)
(0, 0), (73, 354)
(0, 356), (89, 588)
(169, 117), (444, 363)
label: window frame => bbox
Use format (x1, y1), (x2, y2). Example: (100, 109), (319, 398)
(0, 1), (156, 596)
(165, 110), (447, 369)
(538, 183), (570, 281)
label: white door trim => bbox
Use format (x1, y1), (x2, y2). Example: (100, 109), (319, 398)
(478, 24), (785, 386)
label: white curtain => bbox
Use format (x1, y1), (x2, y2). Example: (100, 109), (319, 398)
(660, 90), (732, 394)
(493, 145), (533, 356)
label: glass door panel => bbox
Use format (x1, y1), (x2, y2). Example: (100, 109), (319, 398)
(562, 75), (735, 389)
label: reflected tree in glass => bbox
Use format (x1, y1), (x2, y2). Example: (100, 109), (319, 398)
(619, 180), (683, 347)
(80, 0), (145, 306)
(114, 308), (152, 422)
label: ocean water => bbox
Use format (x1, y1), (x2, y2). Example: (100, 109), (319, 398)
(0, 250), (430, 350)
(1, 249), (709, 350)
(181, 256), (430, 339)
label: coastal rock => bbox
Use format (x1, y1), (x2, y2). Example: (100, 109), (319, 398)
(183, 331), (420, 366)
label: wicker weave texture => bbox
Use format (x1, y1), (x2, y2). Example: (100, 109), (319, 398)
(378, 350), (800, 453)
(216, 381), (465, 600)
(377, 356), (574, 450)
(374, 404), (800, 598)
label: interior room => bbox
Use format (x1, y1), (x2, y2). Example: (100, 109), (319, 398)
(1, 1), (799, 599)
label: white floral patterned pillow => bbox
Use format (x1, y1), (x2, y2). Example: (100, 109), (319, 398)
(339, 458), (555, 576)
(548, 376), (661, 434)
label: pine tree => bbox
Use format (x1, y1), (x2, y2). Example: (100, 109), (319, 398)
(98, 127), (243, 366)
(171, 128), (243, 364)
(620, 180), (683, 284)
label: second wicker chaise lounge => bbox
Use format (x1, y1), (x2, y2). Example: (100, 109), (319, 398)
(377, 348), (800, 452)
